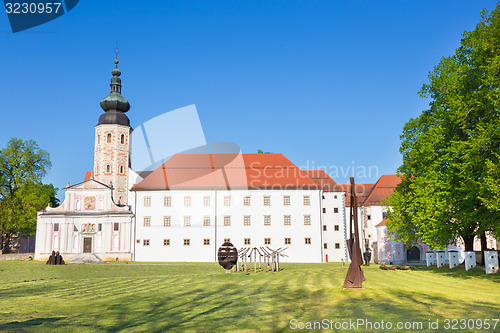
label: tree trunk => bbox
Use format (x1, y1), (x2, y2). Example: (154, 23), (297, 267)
(462, 234), (475, 252)
(480, 232), (488, 251)
(4, 232), (11, 254)
(0, 220), (4, 252)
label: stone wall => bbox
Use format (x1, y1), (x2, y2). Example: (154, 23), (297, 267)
(0, 253), (33, 261)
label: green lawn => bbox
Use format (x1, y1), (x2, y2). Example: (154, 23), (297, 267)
(0, 261), (498, 332)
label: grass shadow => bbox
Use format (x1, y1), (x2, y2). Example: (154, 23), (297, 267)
(0, 317), (65, 330)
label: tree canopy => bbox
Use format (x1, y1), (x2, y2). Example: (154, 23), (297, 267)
(386, 5), (500, 251)
(0, 138), (58, 252)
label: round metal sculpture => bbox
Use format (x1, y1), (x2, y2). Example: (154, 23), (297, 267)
(218, 242), (238, 271)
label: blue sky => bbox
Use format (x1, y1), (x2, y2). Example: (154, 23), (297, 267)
(0, 0), (497, 198)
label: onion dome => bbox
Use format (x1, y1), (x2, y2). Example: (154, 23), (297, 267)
(98, 59), (131, 126)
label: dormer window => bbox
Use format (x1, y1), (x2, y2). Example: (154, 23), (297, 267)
(106, 133), (112, 143)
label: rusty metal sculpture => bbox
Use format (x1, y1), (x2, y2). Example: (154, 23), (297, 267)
(218, 242), (238, 272)
(343, 177), (366, 289)
(46, 250), (65, 265)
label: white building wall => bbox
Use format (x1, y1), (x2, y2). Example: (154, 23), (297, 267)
(132, 189), (323, 263)
(321, 191), (348, 262)
(34, 215), (133, 261)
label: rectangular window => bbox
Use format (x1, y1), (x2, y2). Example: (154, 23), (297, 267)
(244, 216), (251, 226)
(283, 196), (290, 206)
(323, 208), (326, 213)
(264, 215), (271, 226)
(97, 223), (102, 232)
(334, 195), (338, 199)
(164, 196), (171, 206)
(305, 237), (311, 244)
(383, 211), (388, 219)
(113, 223), (119, 231)
(163, 216), (171, 227)
(335, 243), (340, 249)
(224, 238), (231, 243)
(184, 239), (190, 246)
(144, 197), (151, 207)
(136, 239), (141, 244)
(323, 225), (327, 231)
(264, 196), (271, 206)
(184, 196), (191, 206)
(184, 216), (191, 227)
(143, 239), (150, 246)
(203, 196), (211, 206)
(163, 239), (170, 246)
(203, 216), (210, 226)
(334, 207), (339, 213)
(203, 238), (210, 245)
(143, 217), (151, 227)
(303, 196), (310, 205)
(244, 196), (251, 206)
(324, 243), (328, 249)
(264, 238), (271, 245)
(244, 238), (251, 245)
(304, 215), (311, 225)
(224, 196), (231, 206)
(367, 214), (371, 220)
(53, 223), (59, 232)
(334, 225), (340, 231)
(224, 216), (231, 226)
(284, 215), (291, 225)
(284, 238), (291, 245)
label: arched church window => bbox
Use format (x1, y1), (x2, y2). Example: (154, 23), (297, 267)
(106, 164), (111, 173)
(96, 166), (99, 174)
(119, 165), (124, 174)
(120, 134), (125, 144)
(97, 135), (100, 144)
(107, 133), (112, 143)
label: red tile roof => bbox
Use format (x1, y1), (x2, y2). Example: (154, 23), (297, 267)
(375, 217), (388, 227)
(304, 170), (344, 192)
(84, 172), (92, 182)
(131, 153), (321, 190)
(363, 174), (401, 206)
(340, 183), (375, 206)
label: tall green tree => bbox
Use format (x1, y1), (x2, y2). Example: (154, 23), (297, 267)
(0, 138), (58, 252)
(386, 5), (500, 251)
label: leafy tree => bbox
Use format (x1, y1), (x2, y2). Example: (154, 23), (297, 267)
(0, 138), (58, 252)
(386, 5), (500, 251)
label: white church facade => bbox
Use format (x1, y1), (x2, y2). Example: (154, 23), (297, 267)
(35, 59), (398, 263)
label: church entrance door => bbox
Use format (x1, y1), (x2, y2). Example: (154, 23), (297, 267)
(83, 238), (92, 253)
(407, 246), (420, 263)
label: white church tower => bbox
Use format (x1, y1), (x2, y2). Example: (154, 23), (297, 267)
(93, 58), (132, 205)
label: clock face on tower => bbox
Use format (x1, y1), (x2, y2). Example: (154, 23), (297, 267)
(84, 196), (96, 211)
